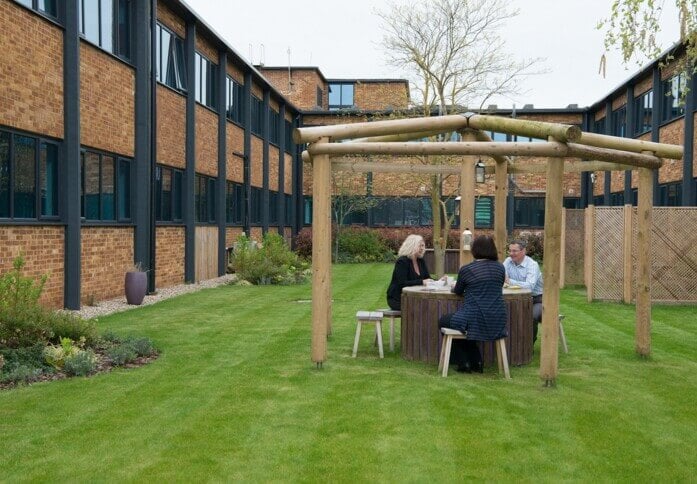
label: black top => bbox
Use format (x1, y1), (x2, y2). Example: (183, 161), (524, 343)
(450, 259), (507, 341)
(386, 256), (431, 310)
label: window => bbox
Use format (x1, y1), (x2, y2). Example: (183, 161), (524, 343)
(490, 131), (508, 142)
(226, 181), (243, 224)
(285, 193), (293, 225)
(80, 149), (131, 221)
(563, 197), (580, 209)
(633, 90), (653, 135)
(285, 120), (293, 152)
(79, 0), (131, 59)
(155, 165), (183, 222)
(661, 73), (686, 122)
(250, 96), (264, 136)
(194, 52), (218, 109)
(194, 174), (216, 223)
(250, 186), (262, 224)
(593, 117), (606, 134)
(269, 191), (278, 224)
(225, 76), (244, 123)
(328, 83), (354, 110)
(269, 109), (280, 145)
(316, 87), (323, 108)
(474, 197), (493, 228)
(156, 23), (187, 92)
(0, 130), (59, 220)
(303, 196), (312, 225)
(14, 0), (58, 18)
(513, 197), (544, 227)
(658, 182), (682, 206)
(611, 106), (626, 137)
(610, 192), (624, 206)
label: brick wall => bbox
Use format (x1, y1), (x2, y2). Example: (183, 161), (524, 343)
(226, 227), (245, 248)
(635, 74), (653, 96)
(659, 118), (685, 183)
(612, 93), (627, 111)
(157, 0), (185, 37)
(249, 227), (263, 242)
(0, 1), (63, 138)
(80, 43), (135, 156)
(0, 226), (64, 308)
(269, 145), (279, 191)
(195, 105), (218, 176)
(251, 136), (263, 187)
(354, 82), (409, 110)
(157, 86), (186, 168)
(226, 61), (244, 84)
(226, 123), (244, 182)
(155, 226), (184, 287)
(81, 227), (134, 304)
(195, 34), (217, 63)
(260, 68), (325, 110)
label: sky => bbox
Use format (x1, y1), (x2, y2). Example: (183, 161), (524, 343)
(184, 0), (681, 109)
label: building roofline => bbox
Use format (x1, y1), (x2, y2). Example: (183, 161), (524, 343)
(255, 66), (329, 84)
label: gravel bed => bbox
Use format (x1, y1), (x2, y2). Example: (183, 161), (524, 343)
(69, 274), (237, 320)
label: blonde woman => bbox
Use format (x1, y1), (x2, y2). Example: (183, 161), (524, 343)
(386, 234), (434, 310)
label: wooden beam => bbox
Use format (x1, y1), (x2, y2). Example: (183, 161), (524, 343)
(494, 153), (508, 262)
(635, 166), (653, 357)
(578, 131), (683, 159)
(460, 132), (476, 267)
(540, 157), (563, 386)
(565, 143), (663, 169)
(311, 138), (331, 365)
(295, 114), (469, 144)
(308, 141), (569, 157)
(506, 160), (639, 174)
(350, 130), (446, 143)
(623, 204), (633, 304)
(467, 113), (582, 143)
(332, 161), (460, 174)
(471, 129), (512, 166)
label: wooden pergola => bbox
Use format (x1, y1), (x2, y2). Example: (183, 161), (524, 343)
(294, 113), (683, 386)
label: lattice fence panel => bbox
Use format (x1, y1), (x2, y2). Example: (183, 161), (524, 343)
(593, 207), (625, 301)
(564, 209), (585, 285)
(644, 208), (697, 302)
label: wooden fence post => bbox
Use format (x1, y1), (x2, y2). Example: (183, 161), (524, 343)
(635, 166), (653, 357)
(560, 208), (566, 289)
(623, 204), (633, 304)
(540, 155), (563, 386)
(494, 156), (508, 262)
(584, 205), (595, 302)
(311, 138), (331, 366)
(460, 131), (476, 268)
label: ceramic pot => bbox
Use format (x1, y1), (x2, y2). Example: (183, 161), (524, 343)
(125, 271), (147, 305)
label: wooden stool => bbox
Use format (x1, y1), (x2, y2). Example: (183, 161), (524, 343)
(353, 311), (384, 358)
(438, 328), (510, 379)
(559, 314), (568, 353)
(376, 309), (401, 352)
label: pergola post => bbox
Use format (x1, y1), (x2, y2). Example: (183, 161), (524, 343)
(459, 131), (476, 267)
(540, 155), (563, 386)
(494, 156), (508, 261)
(311, 138), (331, 366)
(635, 165), (653, 357)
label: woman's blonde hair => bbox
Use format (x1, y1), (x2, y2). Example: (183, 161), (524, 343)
(398, 234), (425, 258)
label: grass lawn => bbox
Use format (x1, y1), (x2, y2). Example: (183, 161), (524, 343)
(1, 263), (696, 481)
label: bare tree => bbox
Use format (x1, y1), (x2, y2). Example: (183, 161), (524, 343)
(377, 0), (540, 276)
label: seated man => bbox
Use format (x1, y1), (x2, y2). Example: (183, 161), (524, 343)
(503, 240), (544, 342)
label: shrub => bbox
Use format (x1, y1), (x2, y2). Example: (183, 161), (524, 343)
(42, 337), (79, 370)
(126, 337), (156, 357)
(510, 232), (544, 262)
(63, 349), (98, 376)
(47, 313), (98, 346)
(0, 364), (43, 384)
(336, 228), (393, 263)
(230, 233), (309, 285)
(0, 344), (50, 374)
(294, 228), (312, 259)
(107, 344), (137, 366)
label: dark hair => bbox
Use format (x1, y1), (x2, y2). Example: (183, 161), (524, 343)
(471, 235), (498, 261)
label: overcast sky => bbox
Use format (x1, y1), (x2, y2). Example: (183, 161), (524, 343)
(185, 0), (680, 109)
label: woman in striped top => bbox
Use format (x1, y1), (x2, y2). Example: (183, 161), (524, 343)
(438, 235), (507, 373)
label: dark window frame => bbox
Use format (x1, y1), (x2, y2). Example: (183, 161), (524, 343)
(194, 173), (217, 224)
(78, 0), (132, 61)
(155, 164), (184, 223)
(226, 180), (244, 225)
(194, 51), (218, 110)
(611, 105), (627, 137)
(250, 95), (264, 136)
(225, 76), (244, 124)
(328, 83), (355, 110)
(156, 22), (187, 93)
(513, 197), (545, 228)
(13, 0), (59, 20)
(80, 147), (132, 223)
(633, 89), (653, 135)
(661, 73), (686, 123)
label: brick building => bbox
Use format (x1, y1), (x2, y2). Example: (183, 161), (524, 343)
(1, 0), (695, 309)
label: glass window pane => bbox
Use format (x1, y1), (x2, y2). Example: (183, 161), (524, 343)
(173, 170), (182, 220)
(174, 38), (187, 91)
(342, 84), (354, 106)
(17, 0), (32, 9)
(38, 0), (58, 16)
(118, 159), (130, 219)
(117, 0), (130, 58)
(328, 84), (341, 106)
(100, 0), (114, 52)
(14, 135), (36, 218)
(0, 132), (9, 217)
(161, 167), (172, 221)
(82, 0), (100, 45)
(155, 166), (162, 220)
(101, 155), (115, 220)
(84, 152), (100, 220)
(420, 198), (433, 225)
(208, 178), (216, 223)
(159, 26), (171, 84)
(40, 143), (58, 217)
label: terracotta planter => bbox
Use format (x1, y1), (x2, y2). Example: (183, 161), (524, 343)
(125, 271), (147, 305)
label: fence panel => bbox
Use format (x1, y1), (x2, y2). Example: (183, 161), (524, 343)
(564, 209), (585, 285)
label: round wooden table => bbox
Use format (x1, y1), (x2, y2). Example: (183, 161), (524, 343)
(400, 285), (534, 367)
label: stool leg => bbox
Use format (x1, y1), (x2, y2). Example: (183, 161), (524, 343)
(389, 316), (395, 352)
(496, 340), (504, 373)
(559, 321), (569, 353)
(352, 321), (362, 357)
(375, 321), (384, 358)
(442, 336), (453, 377)
(438, 335), (446, 372)
(498, 339), (511, 379)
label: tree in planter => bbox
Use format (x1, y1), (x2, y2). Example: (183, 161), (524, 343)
(377, 0), (540, 276)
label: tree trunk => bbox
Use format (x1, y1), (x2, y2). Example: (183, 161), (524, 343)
(430, 174), (445, 278)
